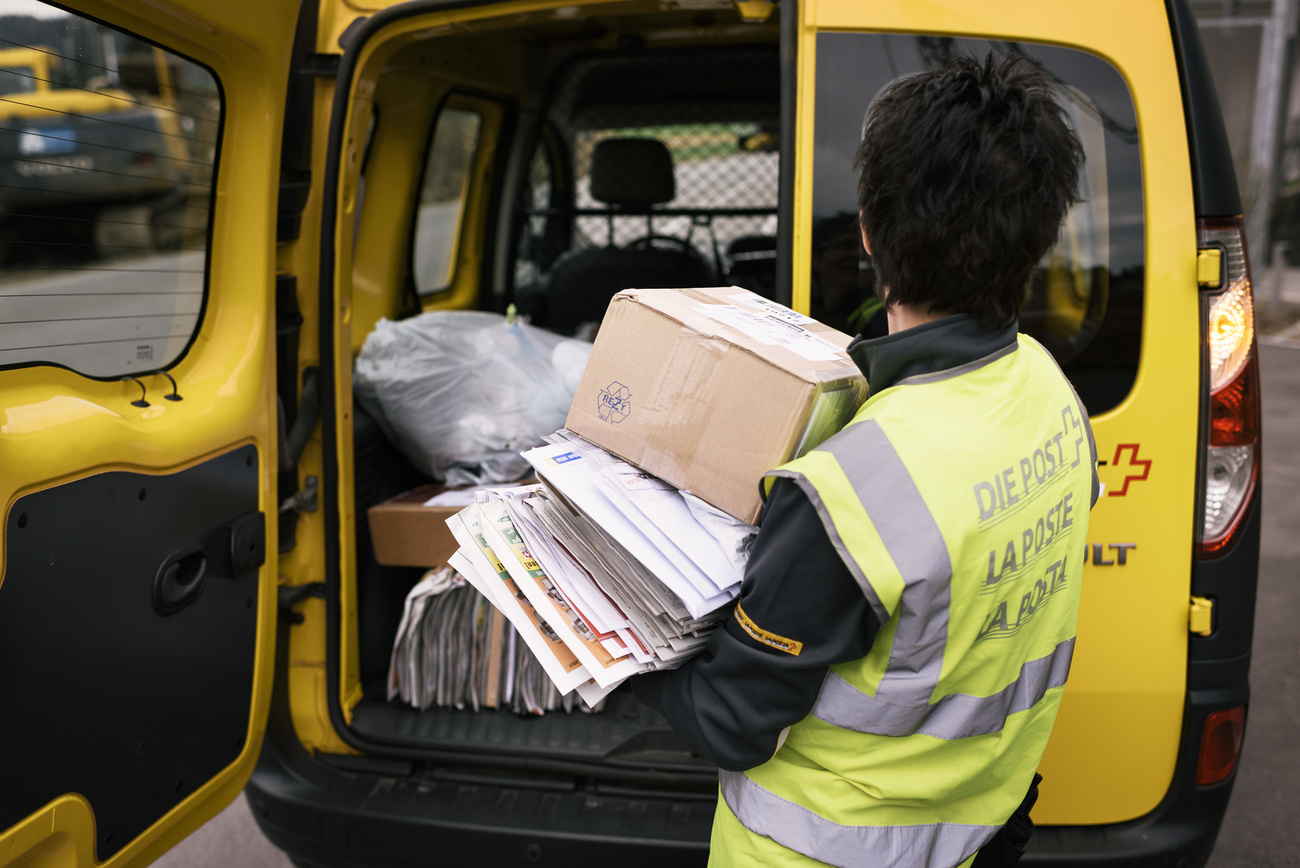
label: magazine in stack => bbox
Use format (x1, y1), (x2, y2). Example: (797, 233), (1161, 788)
(386, 565), (594, 716)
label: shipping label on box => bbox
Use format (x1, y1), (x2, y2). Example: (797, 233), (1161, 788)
(566, 287), (867, 524)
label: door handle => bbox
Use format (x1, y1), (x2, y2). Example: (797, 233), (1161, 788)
(152, 547), (207, 616)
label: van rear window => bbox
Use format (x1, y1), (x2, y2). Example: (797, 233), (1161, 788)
(811, 36), (1143, 416)
(0, 1), (220, 379)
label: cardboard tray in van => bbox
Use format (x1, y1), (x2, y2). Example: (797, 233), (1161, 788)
(367, 485), (464, 568)
(369, 481), (540, 567)
(565, 287), (867, 525)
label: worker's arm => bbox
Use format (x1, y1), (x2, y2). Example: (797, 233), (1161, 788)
(632, 477), (879, 772)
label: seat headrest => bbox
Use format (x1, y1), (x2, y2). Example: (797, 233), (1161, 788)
(589, 138), (675, 207)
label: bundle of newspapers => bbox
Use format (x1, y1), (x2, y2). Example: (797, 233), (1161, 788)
(387, 565), (593, 716)
(445, 430), (756, 710)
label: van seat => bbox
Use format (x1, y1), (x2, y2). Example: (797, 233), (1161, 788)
(544, 138), (716, 334)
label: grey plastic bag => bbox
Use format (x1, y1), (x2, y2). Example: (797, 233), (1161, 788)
(354, 311), (592, 486)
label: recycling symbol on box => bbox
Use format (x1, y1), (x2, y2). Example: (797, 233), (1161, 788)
(598, 381), (632, 423)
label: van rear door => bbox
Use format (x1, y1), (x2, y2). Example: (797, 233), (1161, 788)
(802, 0), (1200, 823)
(0, 1), (295, 865)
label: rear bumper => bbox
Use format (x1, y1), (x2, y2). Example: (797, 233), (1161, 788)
(246, 728), (717, 868)
(249, 681), (1245, 868)
(1022, 683), (1247, 867)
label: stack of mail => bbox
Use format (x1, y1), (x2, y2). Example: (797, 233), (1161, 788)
(387, 565), (595, 715)
(445, 430), (756, 708)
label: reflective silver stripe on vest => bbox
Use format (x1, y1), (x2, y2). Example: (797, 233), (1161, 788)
(821, 421), (953, 708)
(814, 636), (1075, 739)
(720, 770), (996, 868)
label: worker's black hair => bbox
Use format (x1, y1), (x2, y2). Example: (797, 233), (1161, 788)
(855, 54), (1084, 326)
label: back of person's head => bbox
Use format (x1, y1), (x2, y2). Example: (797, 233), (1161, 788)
(855, 54), (1083, 326)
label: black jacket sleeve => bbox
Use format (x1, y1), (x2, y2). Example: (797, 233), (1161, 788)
(632, 477), (879, 771)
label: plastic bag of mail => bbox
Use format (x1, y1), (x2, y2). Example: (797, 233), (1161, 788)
(354, 311), (592, 486)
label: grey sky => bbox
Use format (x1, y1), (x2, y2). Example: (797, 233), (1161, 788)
(0, 0), (67, 18)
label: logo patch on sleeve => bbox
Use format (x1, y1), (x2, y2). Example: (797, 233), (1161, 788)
(735, 604), (803, 656)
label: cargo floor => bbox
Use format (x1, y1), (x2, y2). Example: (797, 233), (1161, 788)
(348, 689), (716, 780)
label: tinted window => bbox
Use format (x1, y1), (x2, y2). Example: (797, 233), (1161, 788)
(812, 35), (1143, 415)
(0, 1), (221, 377)
(413, 105), (481, 296)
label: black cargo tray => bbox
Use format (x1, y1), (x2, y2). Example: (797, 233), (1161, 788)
(348, 689), (716, 777)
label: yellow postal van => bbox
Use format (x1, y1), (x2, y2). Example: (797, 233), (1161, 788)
(0, 0), (1261, 866)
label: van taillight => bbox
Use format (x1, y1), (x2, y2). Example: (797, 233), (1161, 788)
(1196, 218), (1261, 558)
(1195, 705), (1246, 786)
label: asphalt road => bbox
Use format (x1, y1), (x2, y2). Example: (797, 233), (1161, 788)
(0, 250), (205, 375)
(156, 339), (1300, 868)
(152, 794), (290, 868)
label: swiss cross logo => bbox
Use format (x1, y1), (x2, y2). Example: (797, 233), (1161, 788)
(1107, 443), (1151, 496)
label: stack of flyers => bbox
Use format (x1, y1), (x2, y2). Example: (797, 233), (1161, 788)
(446, 430), (757, 708)
(386, 565), (599, 716)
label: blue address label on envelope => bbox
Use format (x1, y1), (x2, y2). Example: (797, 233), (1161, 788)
(19, 127), (77, 155)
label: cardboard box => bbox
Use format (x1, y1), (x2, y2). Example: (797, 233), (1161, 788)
(368, 482), (540, 567)
(367, 485), (465, 568)
(566, 287), (867, 524)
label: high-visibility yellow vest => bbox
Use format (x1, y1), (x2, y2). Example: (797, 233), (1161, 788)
(712, 334), (1095, 868)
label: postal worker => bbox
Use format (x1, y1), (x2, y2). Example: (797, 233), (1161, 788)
(633, 54), (1100, 868)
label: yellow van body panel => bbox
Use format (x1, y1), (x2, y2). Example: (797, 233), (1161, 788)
(274, 67), (356, 755)
(803, 0), (1199, 824)
(297, 0), (1203, 833)
(0, 0), (297, 863)
(0, 796), (97, 868)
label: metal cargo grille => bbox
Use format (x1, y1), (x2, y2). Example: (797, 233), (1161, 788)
(568, 123), (779, 250)
(513, 48), (781, 307)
